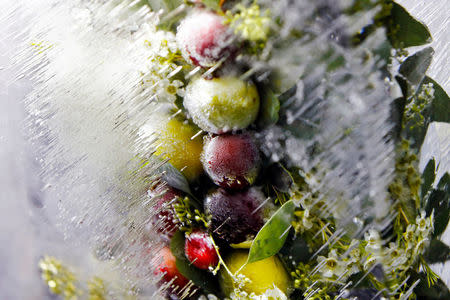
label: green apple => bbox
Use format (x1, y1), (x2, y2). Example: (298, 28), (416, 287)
(220, 250), (291, 296)
(184, 76), (260, 134)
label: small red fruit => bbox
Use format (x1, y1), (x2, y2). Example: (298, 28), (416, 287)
(176, 9), (236, 67)
(184, 230), (219, 270)
(202, 133), (261, 189)
(154, 246), (189, 291)
(149, 183), (182, 238)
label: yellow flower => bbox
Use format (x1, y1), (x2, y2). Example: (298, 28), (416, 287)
(226, 3), (271, 42)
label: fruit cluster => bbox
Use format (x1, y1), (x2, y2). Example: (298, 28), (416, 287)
(150, 5), (290, 299)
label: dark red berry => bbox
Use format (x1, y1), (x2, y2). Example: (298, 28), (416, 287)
(204, 187), (268, 244)
(176, 10), (236, 68)
(202, 133), (261, 190)
(149, 183), (182, 238)
(184, 230), (219, 270)
(154, 246), (189, 292)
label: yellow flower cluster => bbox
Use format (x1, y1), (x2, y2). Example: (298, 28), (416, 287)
(225, 3), (271, 42)
(39, 256), (79, 299)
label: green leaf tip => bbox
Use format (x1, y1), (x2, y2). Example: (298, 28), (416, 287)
(247, 200), (295, 264)
(388, 2), (432, 48)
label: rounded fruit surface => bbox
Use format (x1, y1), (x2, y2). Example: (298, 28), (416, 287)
(144, 114), (203, 181)
(176, 10), (235, 67)
(148, 183), (181, 238)
(204, 187), (266, 244)
(220, 250), (291, 296)
(184, 76), (260, 134)
(154, 247), (189, 290)
(202, 133), (261, 189)
(184, 230), (219, 270)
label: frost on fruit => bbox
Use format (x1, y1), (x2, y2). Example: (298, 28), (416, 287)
(138, 106), (204, 181)
(184, 76), (260, 134)
(176, 10), (236, 67)
(202, 133), (261, 189)
(204, 187), (270, 244)
(7, 0), (426, 298)
(220, 250), (290, 296)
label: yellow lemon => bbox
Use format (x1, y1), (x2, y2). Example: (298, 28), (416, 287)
(220, 250), (291, 296)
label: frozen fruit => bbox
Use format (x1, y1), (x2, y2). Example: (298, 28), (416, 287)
(204, 187), (267, 244)
(139, 109), (204, 181)
(219, 250), (291, 296)
(202, 133), (261, 189)
(148, 183), (181, 238)
(184, 230), (219, 270)
(154, 246), (189, 293)
(176, 10), (235, 67)
(184, 76), (260, 134)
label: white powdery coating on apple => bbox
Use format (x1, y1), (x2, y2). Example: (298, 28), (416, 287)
(184, 76), (260, 134)
(176, 9), (234, 67)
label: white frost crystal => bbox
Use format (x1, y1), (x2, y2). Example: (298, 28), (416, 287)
(229, 286), (288, 300)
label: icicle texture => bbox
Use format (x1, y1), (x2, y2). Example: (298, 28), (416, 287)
(5, 0), (405, 298)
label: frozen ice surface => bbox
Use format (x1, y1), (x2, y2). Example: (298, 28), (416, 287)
(420, 122), (450, 286)
(0, 0), (449, 299)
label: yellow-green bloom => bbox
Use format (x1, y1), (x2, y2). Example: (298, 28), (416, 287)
(317, 250), (346, 278)
(225, 3), (271, 42)
(384, 242), (408, 270)
(415, 211), (433, 237)
(364, 229), (382, 254)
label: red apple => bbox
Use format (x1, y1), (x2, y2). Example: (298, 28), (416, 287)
(176, 9), (236, 67)
(154, 246), (190, 295)
(202, 133), (261, 190)
(184, 230), (219, 270)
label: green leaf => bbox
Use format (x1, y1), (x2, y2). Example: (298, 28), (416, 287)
(158, 161), (192, 195)
(422, 76), (450, 123)
(424, 173), (450, 238)
(170, 230), (186, 258)
(399, 47), (434, 87)
(247, 200), (295, 264)
(413, 272), (450, 300)
(170, 231), (220, 294)
(421, 158), (436, 200)
(257, 88), (280, 128)
(388, 2), (432, 48)
(201, 0), (220, 11)
(395, 76), (409, 99)
(390, 96), (406, 140)
(424, 239), (450, 264)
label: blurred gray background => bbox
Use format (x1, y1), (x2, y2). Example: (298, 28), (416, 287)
(0, 0), (448, 299)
